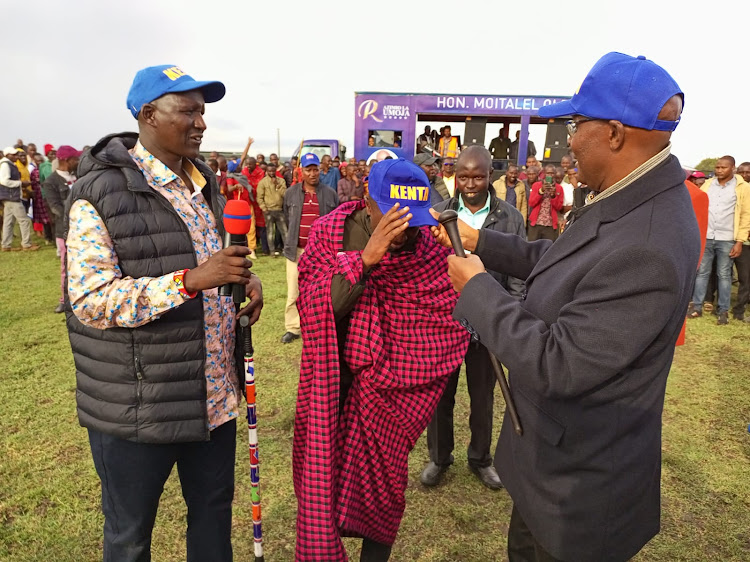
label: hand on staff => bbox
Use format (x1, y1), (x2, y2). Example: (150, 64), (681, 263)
(237, 274), (263, 325)
(361, 203), (412, 271)
(446, 254), (486, 293)
(183, 246), (254, 294)
(428, 208), (479, 252)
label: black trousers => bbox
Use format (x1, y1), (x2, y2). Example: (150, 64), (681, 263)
(703, 259), (717, 304)
(427, 343), (495, 468)
(732, 247), (750, 316)
(360, 538), (392, 561)
(88, 420), (236, 562)
(527, 224), (559, 242)
(508, 504), (564, 562)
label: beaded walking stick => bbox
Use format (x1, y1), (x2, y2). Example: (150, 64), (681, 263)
(240, 315), (264, 561)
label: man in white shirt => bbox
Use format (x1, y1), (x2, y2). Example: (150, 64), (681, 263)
(1, 147), (37, 251)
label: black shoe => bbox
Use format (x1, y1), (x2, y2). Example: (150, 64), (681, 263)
(280, 331), (300, 344)
(717, 312), (729, 325)
(54, 303), (65, 314)
(732, 313), (744, 321)
(420, 461), (450, 487)
(470, 465), (504, 490)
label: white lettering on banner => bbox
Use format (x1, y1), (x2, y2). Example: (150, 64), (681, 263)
(436, 96), (466, 109)
(470, 97), (561, 112)
(441, 96), (567, 112)
(382, 105), (411, 120)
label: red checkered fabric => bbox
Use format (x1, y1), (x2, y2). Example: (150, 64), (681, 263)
(293, 201), (469, 560)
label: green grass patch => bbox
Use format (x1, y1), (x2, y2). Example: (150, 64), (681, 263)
(1, 242), (749, 560)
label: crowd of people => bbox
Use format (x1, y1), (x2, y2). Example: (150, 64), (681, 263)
(2, 134), (749, 327)
(411, 134), (750, 326)
(1, 140), (83, 312)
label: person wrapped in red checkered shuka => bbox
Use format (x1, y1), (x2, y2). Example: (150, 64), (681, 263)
(293, 159), (470, 561)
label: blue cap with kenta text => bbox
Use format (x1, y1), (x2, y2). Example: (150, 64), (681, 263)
(367, 158), (438, 227)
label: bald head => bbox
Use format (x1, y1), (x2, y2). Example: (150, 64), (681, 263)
(455, 145), (492, 209)
(456, 145), (492, 171)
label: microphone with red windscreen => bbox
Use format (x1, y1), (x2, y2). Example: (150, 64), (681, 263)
(220, 199), (253, 302)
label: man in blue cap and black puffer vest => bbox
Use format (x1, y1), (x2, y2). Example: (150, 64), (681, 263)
(65, 65), (263, 562)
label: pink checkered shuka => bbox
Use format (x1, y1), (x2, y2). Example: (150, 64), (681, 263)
(293, 202), (469, 560)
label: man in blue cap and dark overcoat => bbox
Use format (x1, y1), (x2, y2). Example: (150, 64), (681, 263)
(430, 52), (701, 562)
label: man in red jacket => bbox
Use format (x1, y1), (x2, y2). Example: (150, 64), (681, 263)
(528, 164), (564, 241)
(242, 157), (267, 253)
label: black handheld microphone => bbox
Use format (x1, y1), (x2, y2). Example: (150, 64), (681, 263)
(220, 199), (253, 304)
(438, 209), (523, 435)
(437, 209), (466, 258)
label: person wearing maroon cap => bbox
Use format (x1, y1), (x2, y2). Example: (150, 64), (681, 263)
(42, 146), (81, 312)
(688, 170), (707, 187)
(39, 145), (57, 182)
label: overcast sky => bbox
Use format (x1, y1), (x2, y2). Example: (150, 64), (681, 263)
(4, 0), (747, 168)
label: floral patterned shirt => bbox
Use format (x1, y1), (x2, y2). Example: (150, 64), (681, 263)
(67, 141), (239, 430)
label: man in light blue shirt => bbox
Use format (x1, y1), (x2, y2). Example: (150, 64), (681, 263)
(457, 183), (491, 229)
(423, 145), (525, 491)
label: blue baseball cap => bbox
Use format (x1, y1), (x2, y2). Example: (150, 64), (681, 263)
(126, 64), (226, 119)
(367, 158), (437, 227)
(539, 52), (683, 131)
(300, 153), (320, 167)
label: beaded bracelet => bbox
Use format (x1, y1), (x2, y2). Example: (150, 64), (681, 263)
(174, 269), (198, 298)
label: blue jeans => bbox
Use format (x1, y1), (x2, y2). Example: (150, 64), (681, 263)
(88, 420), (236, 562)
(692, 239), (735, 313)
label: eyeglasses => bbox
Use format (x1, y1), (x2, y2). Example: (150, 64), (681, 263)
(566, 118), (600, 136)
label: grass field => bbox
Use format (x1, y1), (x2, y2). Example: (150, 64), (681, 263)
(1, 239), (749, 561)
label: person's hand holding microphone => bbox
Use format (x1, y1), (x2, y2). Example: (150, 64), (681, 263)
(428, 208), (486, 293)
(183, 200), (264, 325)
(431, 208), (522, 435)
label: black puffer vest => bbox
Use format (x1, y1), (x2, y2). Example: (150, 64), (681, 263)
(0, 158), (21, 202)
(65, 132), (228, 443)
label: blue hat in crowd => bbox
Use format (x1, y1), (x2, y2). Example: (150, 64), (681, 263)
(126, 64), (226, 119)
(300, 153), (320, 167)
(539, 52), (683, 131)
(367, 158), (437, 227)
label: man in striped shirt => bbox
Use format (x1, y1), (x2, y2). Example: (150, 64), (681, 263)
(281, 153), (339, 343)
